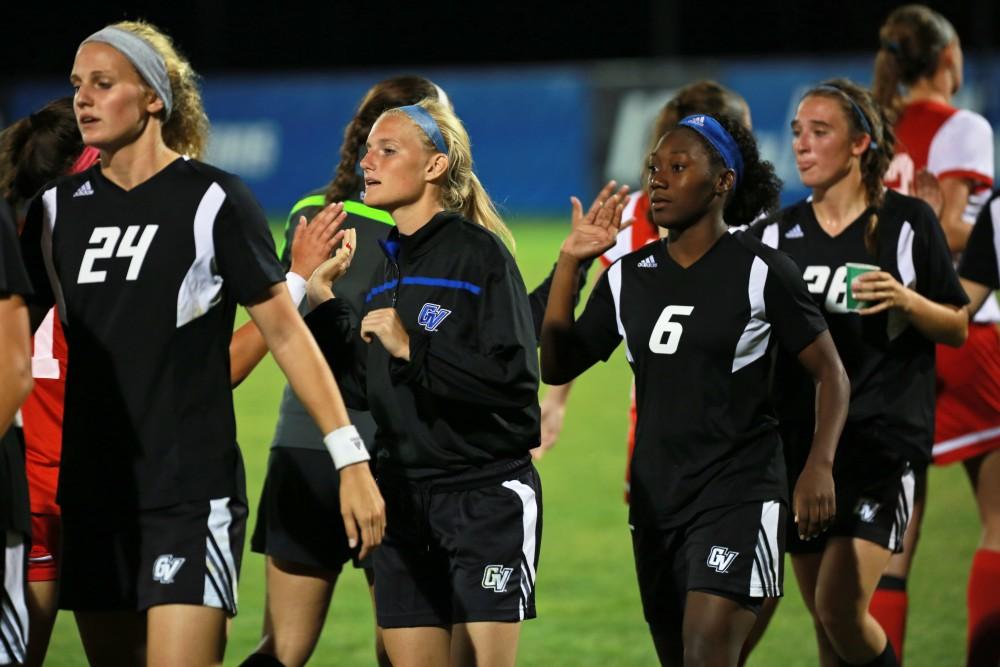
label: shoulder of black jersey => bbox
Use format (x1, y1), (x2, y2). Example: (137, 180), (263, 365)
(182, 158), (258, 204)
(443, 212), (518, 267)
(749, 200), (809, 239)
(611, 238), (660, 270)
(730, 229), (801, 275)
(35, 164), (98, 199)
(879, 189), (938, 233)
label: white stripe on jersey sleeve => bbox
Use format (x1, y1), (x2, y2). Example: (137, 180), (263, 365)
(970, 197), (1000, 323)
(607, 261), (633, 363)
(888, 222), (916, 341)
(927, 109), (994, 195)
(761, 221), (779, 249)
(40, 187), (68, 324)
(731, 256), (771, 373)
(177, 183), (226, 328)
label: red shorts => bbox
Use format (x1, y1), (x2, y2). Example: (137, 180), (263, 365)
(27, 513), (60, 583)
(934, 323), (1000, 465)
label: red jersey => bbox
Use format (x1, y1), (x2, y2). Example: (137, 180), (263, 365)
(885, 100), (996, 321)
(20, 146), (99, 514)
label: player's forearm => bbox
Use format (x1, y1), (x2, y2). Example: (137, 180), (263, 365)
(540, 253), (585, 384)
(941, 212), (973, 254)
(904, 291), (968, 347)
(960, 278), (994, 317)
(0, 298), (33, 433)
(800, 332), (848, 468)
(229, 320), (268, 387)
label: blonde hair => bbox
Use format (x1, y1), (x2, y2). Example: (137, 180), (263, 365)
(384, 99), (515, 250)
(110, 20), (208, 159)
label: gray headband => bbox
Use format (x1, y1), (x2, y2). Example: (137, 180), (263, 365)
(82, 27), (173, 119)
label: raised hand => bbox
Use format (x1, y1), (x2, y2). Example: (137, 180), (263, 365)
(289, 202), (348, 279)
(560, 181), (630, 261)
(306, 228), (357, 308)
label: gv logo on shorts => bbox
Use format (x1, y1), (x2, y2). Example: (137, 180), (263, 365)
(481, 564), (514, 593)
(855, 499), (881, 524)
(152, 554), (186, 584)
(417, 303), (451, 332)
(706, 546), (739, 573)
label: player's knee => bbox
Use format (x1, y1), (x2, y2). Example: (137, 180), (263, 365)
(682, 629), (732, 667)
(814, 596), (863, 643)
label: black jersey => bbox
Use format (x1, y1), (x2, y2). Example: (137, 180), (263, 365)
(20, 158), (286, 513)
(572, 230), (827, 529)
(1, 199), (32, 534)
(959, 191), (1000, 289)
(306, 211), (540, 479)
(752, 190), (967, 465)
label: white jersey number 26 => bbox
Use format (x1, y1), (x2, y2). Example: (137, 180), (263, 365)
(78, 225), (159, 284)
(648, 305), (694, 355)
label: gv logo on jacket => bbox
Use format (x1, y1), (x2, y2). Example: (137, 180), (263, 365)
(417, 303), (452, 332)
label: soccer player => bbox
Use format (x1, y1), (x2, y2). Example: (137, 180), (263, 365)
(305, 98), (540, 667)
(241, 75), (446, 667)
(541, 113), (849, 667)
(0, 198), (33, 667)
(945, 192), (1000, 666)
(18, 21), (384, 665)
(873, 6), (998, 661)
(594, 80), (752, 501)
(0, 96), (99, 667)
(753, 79), (968, 667)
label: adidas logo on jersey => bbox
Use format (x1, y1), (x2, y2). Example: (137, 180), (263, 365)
(785, 224), (804, 239)
(637, 255), (658, 269)
(72, 181), (94, 198)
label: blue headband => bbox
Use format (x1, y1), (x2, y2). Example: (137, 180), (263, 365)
(677, 114), (744, 188)
(813, 85), (878, 149)
(396, 104), (447, 154)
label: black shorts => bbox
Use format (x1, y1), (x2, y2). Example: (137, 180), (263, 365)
(1, 530), (28, 665)
(374, 459), (542, 628)
(60, 496), (247, 615)
(251, 447), (370, 573)
(782, 423), (917, 555)
(631, 500), (785, 632)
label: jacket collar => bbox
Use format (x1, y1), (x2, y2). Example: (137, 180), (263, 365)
(380, 210), (462, 262)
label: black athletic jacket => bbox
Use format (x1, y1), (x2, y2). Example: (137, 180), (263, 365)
(306, 211), (541, 479)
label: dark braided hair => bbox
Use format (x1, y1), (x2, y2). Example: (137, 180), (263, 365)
(802, 79), (895, 255)
(0, 97), (83, 208)
(680, 113), (783, 227)
(324, 76), (442, 204)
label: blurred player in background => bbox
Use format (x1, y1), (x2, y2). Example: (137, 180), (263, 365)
(0, 96), (98, 667)
(873, 6), (999, 663)
(0, 196), (34, 667)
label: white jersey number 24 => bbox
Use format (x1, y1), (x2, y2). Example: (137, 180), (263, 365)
(648, 305), (694, 355)
(78, 225), (159, 284)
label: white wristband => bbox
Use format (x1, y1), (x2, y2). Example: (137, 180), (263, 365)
(323, 425), (370, 470)
(285, 271), (308, 306)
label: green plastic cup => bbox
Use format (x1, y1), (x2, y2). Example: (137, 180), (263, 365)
(845, 262), (880, 311)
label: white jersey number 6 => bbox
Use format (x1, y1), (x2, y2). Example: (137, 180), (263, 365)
(78, 225), (159, 284)
(648, 305), (694, 355)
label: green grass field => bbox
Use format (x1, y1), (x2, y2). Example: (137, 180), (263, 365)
(43, 219), (980, 665)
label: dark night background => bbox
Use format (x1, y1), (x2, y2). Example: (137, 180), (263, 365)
(7, 0), (999, 80)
